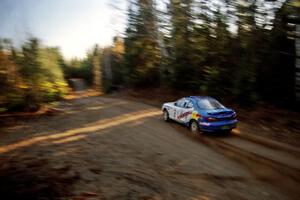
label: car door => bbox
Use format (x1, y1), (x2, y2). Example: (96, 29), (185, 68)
(166, 101), (178, 120)
(177, 99), (193, 123)
(183, 99), (194, 123)
(173, 98), (185, 122)
(176, 98), (189, 123)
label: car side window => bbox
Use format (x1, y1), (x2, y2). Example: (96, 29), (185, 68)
(182, 99), (189, 108)
(175, 98), (185, 107)
(186, 100), (193, 109)
(175, 99), (180, 107)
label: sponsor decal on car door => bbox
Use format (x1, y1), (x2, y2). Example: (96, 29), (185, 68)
(177, 99), (192, 123)
(183, 109), (193, 123)
(176, 107), (185, 122)
(183, 100), (193, 123)
(174, 98), (184, 121)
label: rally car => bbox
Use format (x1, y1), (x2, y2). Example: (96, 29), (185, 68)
(162, 96), (237, 133)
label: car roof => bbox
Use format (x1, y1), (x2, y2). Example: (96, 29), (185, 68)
(188, 96), (215, 100)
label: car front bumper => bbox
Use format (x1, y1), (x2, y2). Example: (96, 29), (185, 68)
(198, 119), (237, 132)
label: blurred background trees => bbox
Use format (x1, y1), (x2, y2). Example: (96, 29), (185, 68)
(0, 38), (68, 112)
(120, 0), (299, 107)
(123, 0), (162, 86)
(0, 0), (299, 112)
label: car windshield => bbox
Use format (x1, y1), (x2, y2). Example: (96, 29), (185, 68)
(196, 98), (225, 110)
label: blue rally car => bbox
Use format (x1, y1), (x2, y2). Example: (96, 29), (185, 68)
(162, 96), (237, 133)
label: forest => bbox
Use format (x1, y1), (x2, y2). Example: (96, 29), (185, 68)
(0, 0), (299, 112)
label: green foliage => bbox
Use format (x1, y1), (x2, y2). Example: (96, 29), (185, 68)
(38, 47), (68, 101)
(1, 0), (298, 111)
(63, 58), (94, 85)
(123, 0), (161, 86)
(0, 38), (68, 112)
(168, 0), (199, 90)
(119, 0), (297, 105)
(111, 36), (125, 86)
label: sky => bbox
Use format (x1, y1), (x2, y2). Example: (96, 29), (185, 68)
(0, 0), (127, 59)
(0, 0), (285, 59)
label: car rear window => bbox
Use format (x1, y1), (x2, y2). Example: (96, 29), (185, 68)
(196, 98), (225, 110)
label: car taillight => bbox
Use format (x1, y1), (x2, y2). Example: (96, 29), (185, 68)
(205, 117), (217, 122)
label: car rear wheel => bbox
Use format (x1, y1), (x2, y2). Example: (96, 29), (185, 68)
(163, 110), (169, 122)
(190, 120), (199, 134)
(224, 129), (232, 135)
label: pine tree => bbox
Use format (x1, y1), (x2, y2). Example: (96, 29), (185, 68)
(168, 0), (196, 89)
(92, 45), (103, 92)
(123, 0), (161, 86)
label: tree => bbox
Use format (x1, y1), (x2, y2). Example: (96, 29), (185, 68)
(168, 0), (197, 90)
(111, 36), (124, 85)
(0, 39), (24, 111)
(120, 0), (296, 105)
(92, 45), (103, 92)
(38, 47), (68, 101)
(0, 37), (68, 111)
(123, 0), (161, 86)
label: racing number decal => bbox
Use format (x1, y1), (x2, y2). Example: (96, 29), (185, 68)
(177, 111), (192, 120)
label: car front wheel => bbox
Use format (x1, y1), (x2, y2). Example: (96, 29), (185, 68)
(163, 110), (169, 122)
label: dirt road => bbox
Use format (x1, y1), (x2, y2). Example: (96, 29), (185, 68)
(0, 96), (299, 200)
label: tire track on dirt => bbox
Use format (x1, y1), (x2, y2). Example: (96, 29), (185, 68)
(105, 98), (300, 199)
(172, 124), (300, 196)
(2, 96), (299, 200)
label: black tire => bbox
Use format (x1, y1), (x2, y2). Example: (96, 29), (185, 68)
(224, 129), (233, 135)
(190, 120), (199, 134)
(163, 109), (170, 122)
